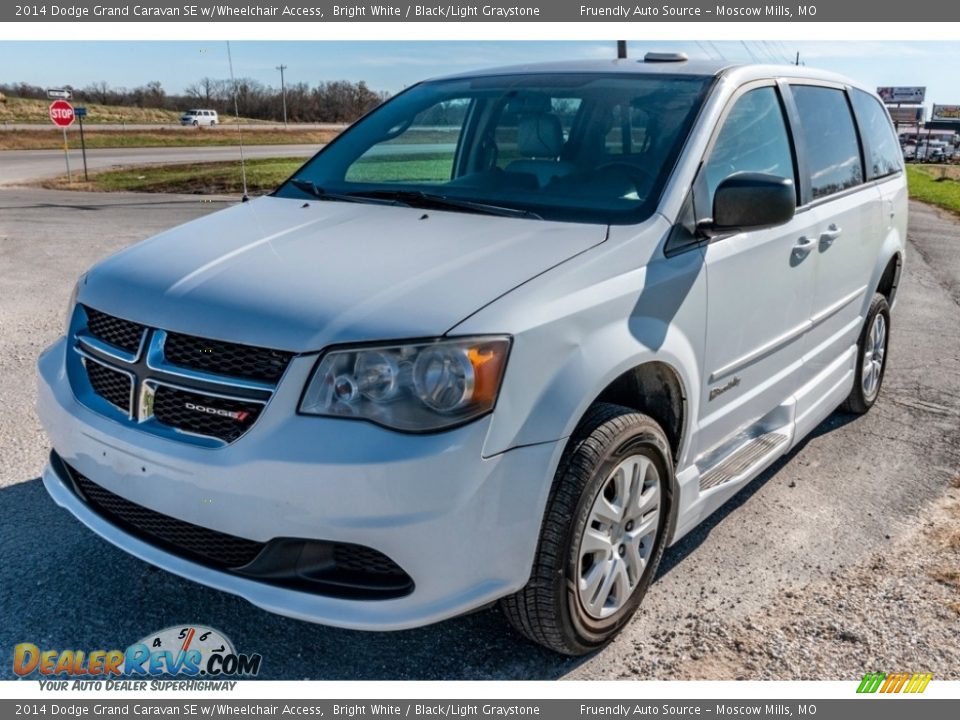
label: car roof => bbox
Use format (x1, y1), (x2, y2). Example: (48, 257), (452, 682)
(428, 58), (867, 94)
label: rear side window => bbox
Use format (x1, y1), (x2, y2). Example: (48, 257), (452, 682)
(703, 86), (796, 204)
(790, 85), (863, 199)
(850, 89), (903, 180)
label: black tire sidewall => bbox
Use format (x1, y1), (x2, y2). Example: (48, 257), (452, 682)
(850, 295), (891, 412)
(560, 421), (673, 651)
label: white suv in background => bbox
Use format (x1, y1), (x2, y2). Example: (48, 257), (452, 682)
(180, 109), (218, 126)
(39, 57), (906, 655)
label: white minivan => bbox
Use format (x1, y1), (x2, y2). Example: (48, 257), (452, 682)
(180, 109), (218, 126)
(39, 57), (906, 655)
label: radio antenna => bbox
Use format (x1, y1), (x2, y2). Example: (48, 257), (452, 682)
(226, 41), (249, 202)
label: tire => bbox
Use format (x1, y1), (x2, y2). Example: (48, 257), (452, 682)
(192, 120), (199, 127)
(501, 403), (673, 655)
(840, 293), (891, 414)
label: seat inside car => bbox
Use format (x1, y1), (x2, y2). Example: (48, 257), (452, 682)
(505, 112), (576, 187)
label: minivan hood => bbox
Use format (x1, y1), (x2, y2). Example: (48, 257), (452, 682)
(80, 196), (607, 352)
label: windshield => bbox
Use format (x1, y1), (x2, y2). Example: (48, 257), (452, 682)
(274, 73), (713, 224)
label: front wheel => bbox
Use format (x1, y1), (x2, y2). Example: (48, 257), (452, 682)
(501, 403), (672, 655)
(840, 293), (891, 414)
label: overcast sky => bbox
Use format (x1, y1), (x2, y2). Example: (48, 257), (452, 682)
(1, 40), (958, 109)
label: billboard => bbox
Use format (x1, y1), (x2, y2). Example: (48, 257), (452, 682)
(887, 106), (924, 124)
(931, 105), (960, 124)
(877, 86), (926, 104)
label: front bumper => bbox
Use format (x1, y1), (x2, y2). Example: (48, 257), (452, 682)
(37, 337), (562, 630)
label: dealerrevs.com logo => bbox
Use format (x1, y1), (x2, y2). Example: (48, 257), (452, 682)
(13, 626), (261, 689)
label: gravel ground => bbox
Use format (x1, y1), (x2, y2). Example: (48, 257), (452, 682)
(0, 190), (957, 680)
(592, 489), (960, 680)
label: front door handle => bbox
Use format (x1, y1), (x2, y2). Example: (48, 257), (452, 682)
(792, 236), (815, 261)
(819, 224), (842, 249)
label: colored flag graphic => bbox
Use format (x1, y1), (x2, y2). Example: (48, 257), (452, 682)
(857, 672), (933, 694)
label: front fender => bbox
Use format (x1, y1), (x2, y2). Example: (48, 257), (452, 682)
(451, 218), (708, 464)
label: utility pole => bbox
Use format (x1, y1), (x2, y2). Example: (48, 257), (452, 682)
(276, 64), (288, 128)
(795, 51), (800, 66)
(617, 41), (627, 59)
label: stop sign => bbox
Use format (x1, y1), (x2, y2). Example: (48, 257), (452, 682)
(49, 100), (75, 127)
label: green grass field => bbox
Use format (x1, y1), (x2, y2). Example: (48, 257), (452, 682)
(41, 153), (453, 194)
(0, 128), (340, 151)
(906, 165), (960, 215)
(42, 158), (303, 194)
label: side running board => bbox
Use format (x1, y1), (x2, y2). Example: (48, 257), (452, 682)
(699, 431), (790, 492)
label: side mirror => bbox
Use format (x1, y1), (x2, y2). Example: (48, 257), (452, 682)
(698, 172), (796, 237)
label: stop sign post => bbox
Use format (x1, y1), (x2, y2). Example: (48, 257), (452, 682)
(49, 99), (75, 182)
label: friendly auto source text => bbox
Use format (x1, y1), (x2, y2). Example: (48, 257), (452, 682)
(580, 5), (808, 17)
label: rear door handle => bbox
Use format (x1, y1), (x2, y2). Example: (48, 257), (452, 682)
(792, 236), (815, 260)
(819, 224), (842, 249)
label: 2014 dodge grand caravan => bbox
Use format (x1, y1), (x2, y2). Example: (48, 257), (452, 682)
(38, 57), (906, 655)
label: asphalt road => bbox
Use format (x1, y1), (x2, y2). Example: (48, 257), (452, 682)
(0, 143), (458, 185)
(0, 144), (319, 185)
(1, 123), (345, 132)
(0, 189), (958, 679)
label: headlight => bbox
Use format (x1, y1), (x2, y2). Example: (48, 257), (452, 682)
(299, 336), (511, 432)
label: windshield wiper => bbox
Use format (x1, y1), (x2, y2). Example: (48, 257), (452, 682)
(345, 189), (542, 220)
(289, 178), (403, 207)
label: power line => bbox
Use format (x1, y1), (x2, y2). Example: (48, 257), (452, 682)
(276, 64), (288, 128)
(776, 41), (793, 63)
(762, 41), (784, 63)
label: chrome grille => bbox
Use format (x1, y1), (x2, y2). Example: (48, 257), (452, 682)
(70, 307), (291, 446)
(84, 306), (146, 354)
(85, 359), (133, 413)
(152, 385), (262, 444)
(164, 332), (292, 383)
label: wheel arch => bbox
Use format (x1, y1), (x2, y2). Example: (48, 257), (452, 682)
(876, 251), (902, 306)
(593, 360), (687, 466)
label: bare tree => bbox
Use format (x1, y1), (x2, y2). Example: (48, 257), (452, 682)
(84, 81), (112, 104)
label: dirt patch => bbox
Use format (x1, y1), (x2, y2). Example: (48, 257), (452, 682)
(614, 488), (960, 681)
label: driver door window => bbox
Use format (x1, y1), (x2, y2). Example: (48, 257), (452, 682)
(702, 86), (797, 208)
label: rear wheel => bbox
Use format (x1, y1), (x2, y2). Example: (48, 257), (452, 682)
(501, 403), (672, 655)
(840, 293), (890, 414)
